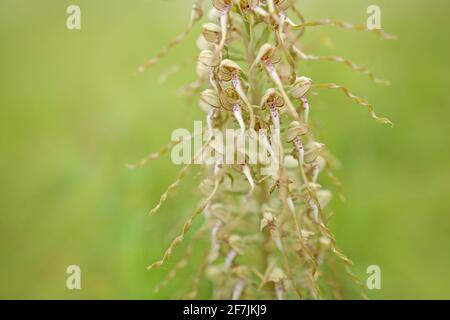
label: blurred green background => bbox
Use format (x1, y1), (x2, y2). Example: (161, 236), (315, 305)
(1, 0), (449, 299)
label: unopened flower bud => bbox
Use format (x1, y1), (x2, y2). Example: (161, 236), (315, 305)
(220, 59), (243, 81)
(275, 0), (292, 11)
(286, 121), (309, 142)
(212, 0), (234, 12)
(200, 89), (221, 111)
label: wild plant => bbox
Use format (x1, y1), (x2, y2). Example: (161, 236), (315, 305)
(130, 0), (395, 300)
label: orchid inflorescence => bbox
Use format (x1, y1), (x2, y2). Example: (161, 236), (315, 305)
(132, 0), (395, 300)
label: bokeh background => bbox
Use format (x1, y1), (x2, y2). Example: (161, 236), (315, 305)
(1, 0), (449, 299)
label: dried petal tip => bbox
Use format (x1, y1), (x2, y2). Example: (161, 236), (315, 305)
(290, 76), (313, 98)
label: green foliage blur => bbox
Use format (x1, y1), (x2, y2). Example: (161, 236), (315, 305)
(1, 0), (449, 299)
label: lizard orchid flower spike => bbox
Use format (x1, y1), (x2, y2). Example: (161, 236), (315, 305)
(138, 0), (395, 300)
